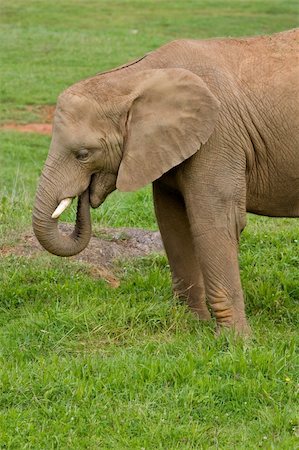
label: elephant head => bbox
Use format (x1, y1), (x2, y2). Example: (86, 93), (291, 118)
(33, 68), (220, 256)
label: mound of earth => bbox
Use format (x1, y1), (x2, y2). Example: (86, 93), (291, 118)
(1, 224), (164, 287)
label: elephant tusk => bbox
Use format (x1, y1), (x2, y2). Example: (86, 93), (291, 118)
(51, 198), (72, 219)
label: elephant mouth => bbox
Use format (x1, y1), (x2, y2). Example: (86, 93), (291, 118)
(89, 172), (117, 209)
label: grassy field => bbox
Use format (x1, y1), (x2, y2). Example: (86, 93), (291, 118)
(0, 1), (298, 448)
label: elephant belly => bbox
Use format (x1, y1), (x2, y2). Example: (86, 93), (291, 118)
(246, 191), (299, 218)
(246, 149), (299, 218)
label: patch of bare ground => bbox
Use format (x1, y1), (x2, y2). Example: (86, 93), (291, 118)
(1, 123), (52, 135)
(1, 105), (55, 135)
(0, 224), (163, 287)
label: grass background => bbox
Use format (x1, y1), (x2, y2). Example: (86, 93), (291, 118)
(0, 1), (298, 448)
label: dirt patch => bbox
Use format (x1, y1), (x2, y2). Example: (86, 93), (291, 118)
(1, 105), (55, 135)
(1, 123), (52, 135)
(1, 224), (164, 287)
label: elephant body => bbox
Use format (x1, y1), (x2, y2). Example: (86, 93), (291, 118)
(33, 29), (299, 333)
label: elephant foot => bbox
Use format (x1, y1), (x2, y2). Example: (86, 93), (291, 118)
(208, 289), (250, 336)
(215, 318), (252, 337)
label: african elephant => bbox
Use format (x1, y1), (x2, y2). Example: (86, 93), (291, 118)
(33, 29), (299, 334)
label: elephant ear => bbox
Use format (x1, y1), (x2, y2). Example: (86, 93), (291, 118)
(116, 68), (220, 192)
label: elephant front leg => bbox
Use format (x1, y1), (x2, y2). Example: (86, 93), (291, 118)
(153, 181), (211, 320)
(185, 186), (250, 335)
(183, 145), (250, 335)
(193, 228), (250, 334)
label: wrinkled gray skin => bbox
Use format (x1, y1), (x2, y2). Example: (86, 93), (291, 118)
(33, 29), (299, 334)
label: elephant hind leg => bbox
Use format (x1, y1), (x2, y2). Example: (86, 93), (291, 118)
(153, 181), (211, 320)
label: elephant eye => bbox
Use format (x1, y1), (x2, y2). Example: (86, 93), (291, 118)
(76, 149), (89, 161)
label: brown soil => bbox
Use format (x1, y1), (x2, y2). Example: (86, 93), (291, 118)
(1, 123), (52, 135)
(1, 105), (55, 135)
(1, 224), (163, 288)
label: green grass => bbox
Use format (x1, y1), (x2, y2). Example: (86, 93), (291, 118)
(0, 1), (298, 448)
(1, 0), (298, 111)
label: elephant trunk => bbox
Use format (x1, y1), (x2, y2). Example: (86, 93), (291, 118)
(32, 173), (91, 257)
